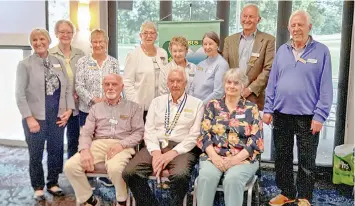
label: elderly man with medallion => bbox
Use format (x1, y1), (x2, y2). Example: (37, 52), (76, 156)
(123, 67), (204, 206)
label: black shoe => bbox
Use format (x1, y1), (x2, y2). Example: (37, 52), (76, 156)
(98, 177), (113, 187)
(47, 186), (64, 196)
(33, 190), (45, 201)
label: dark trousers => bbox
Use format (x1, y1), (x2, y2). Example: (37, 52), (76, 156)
(66, 114), (80, 158)
(22, 118), (65, 190)
(79, 111), (89, 127)
(273, 111), (320, 200)
(123, 142), (198, 206)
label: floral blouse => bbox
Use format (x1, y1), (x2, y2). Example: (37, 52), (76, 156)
(75, 55), (120, 113)
(197, 97), (264, 164)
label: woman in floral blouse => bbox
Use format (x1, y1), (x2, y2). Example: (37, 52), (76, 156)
(75, 29), (120, 126)
(196, 68), (264, 206)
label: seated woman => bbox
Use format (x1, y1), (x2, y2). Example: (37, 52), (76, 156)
(196, 68), (264, 206)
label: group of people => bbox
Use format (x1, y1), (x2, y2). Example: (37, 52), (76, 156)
(15, 3), (333, 206)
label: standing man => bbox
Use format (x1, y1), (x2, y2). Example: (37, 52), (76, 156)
(263, 10), (333, 206)
(123, 67), (204, 206)
(64, 74), (144, 206)
(223, 3), (275, 110)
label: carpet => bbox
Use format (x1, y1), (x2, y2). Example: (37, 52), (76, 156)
(0, 145), (353, 206)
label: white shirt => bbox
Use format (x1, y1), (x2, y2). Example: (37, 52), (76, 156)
(144, 93), (204, 155)
(123, 46), (168, 111)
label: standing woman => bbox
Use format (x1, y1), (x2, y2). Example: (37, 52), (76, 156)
(189, 31), (229, 104)
(15, 28), (75, 200)
(75, 29), (120, 126)
(49, 19), (85, 159)
(159, 36), (198, 95)
(123, 21), (168, 122)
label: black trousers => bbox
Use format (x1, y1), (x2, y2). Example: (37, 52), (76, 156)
(273, 111), (320, 200)
(123, 142), (198, 206)
(66, 114), (80, 158)
(22, 116), (64, 190)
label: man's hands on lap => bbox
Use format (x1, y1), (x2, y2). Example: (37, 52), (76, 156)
(80, 149), (94, 172)
(152, 150), (179, 174)
(106, 143), (124, 160)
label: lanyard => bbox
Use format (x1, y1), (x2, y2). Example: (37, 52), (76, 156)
(164, 93), (187, 136)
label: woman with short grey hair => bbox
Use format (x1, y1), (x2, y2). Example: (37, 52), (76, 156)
(123, 21), (168, 122)
(49, 19), (85, 159)
(15, 28), (75, 200)
(196, 68), (264, 206)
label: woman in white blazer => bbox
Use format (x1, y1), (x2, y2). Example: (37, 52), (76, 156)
(123, 21), (168, 122)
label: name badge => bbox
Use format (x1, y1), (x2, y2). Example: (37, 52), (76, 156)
(307, 59), (318, 64)
(53, 64), (61, 68)
(206, 69), (213, 74)
(297, 57), (307, 64)
(109, 118), (118, 125)
(88, 66), (98, 70)
(235, 114), (246, 119)
(251, 52), (260, 57)
(120, 115), (129, 120)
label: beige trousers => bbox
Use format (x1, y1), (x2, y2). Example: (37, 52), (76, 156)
(64, 139), (135, 203)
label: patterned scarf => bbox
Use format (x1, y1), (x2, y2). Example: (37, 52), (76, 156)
(43, 58), (59, 95)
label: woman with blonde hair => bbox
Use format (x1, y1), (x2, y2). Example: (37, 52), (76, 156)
(159, 36), (198, 95)
(196, 68), (264, 206)
(75, 29), (120, 127)
(123, 21), (168, 122)
(49, 19), (85, 158)
(15, 28), (75, 200)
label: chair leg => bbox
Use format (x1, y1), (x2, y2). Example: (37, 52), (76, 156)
(247, 183), (253, 206)
(183, 194), (187, 206)
(192, 181), (197, 206)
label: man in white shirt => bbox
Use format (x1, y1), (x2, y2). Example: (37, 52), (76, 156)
(123, 67), (204, 206)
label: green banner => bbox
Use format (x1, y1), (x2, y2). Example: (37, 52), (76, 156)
(157, 20), (222, 65)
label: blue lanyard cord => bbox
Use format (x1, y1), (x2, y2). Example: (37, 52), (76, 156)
(164, 93), (187, 136)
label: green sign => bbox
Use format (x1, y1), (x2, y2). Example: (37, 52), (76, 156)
(158, 20), (222, 65)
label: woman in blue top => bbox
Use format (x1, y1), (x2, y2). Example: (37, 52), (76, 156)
(189, 31), (229, 104)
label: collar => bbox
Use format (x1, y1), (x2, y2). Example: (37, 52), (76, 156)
(168, 92), (186, 105)
(222, 95), (246, 107)
(287, 35), (314, 49)
(90, 54), (108, 64)
(171, 59), (191, 68)
(241, 30), (257, 39)
(104, 96), (122, 106)
(207, 53), (219, 62)
(34, 51), (49, 59)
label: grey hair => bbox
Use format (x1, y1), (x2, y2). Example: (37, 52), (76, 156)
(140, 21), (157, 33)
(29, 28), (51, 45)
(223, 68), (249, 88)
(90, 29), (109, 42)
(54, 19), (76, 35)
(288, 10), (312, 27)
(242, 3), (261, 18)
(168, 66), (187, 83)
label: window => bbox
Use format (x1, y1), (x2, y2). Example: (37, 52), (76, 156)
(47, 0), (70, 47)
(172, 0), (217, 21)
(229, 1), (278, 36)
(0, 48), (31, 141)
(117, 0), (159, 70)
(292, 0), (343, 166)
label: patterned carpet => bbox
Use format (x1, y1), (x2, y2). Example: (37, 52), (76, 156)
(0, 145), (353, 206)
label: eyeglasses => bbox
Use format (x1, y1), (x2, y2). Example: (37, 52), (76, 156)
(141, 32), (157, 37)
(58, 31), (73, 35)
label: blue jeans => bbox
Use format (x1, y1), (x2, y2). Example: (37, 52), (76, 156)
(197, 160), (259, 206)
(66, 114), (80, 158)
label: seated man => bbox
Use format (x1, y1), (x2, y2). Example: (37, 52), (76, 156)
(123, 67), (204, 206)
(64, 74), (144, 206)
